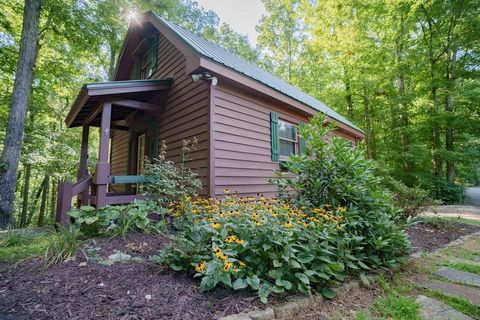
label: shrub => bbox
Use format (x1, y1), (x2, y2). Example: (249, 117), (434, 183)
(153, 194), (410, 303)
(68, 200), (157, 238)
(272, 114), (391, 211)
(144, 138), (202, 209)
(429, 177), (464, 204)
(382, 177), (432, 217)
(44, 225), (82, 266)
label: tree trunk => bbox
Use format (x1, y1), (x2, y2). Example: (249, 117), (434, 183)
(27, 175), (46, 225)
(445, 46), (457, 183)
(20, 163), (31, 228)
(50, 179), (56, 225)
(344, 75), (353, 118)
(362, 87), (374, 159)
(0, 0), (41, 229)
(395, 13), (411, 174)
(37, 175), (49, 227)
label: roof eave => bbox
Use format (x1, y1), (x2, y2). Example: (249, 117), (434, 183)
(198, 57), (365, 137)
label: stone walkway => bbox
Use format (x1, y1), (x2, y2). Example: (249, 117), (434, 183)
(417, 278), (480, 306)
(416, 295), (474, 320)
(434, 267), (480, 288)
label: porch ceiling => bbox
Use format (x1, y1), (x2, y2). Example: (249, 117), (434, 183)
(65, 79), (172, 128)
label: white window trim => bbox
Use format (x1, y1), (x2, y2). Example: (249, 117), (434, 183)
(278, 119), (298, 161)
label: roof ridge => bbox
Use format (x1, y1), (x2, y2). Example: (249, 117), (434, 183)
(150, 12), (362, 133)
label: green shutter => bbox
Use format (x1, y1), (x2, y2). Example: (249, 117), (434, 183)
(151, 36), (158, 71)
(270, 112), (279, 161)
(150, 123), (159, 158)
(299, 122), (306, 153)
(134, 58), (141, 80)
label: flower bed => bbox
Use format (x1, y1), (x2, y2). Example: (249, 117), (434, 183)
(153, 192), (410, 303)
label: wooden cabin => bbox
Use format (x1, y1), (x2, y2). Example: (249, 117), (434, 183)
(57, 11), (364, 225)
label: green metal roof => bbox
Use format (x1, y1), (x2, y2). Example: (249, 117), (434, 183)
(152, 13), (362, 133)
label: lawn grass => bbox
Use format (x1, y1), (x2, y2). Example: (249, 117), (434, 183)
(0, 229), (53, 262)
(355, 233), (480, 320)
(422, 289), (480, 319)
(443, 261), (480, 275)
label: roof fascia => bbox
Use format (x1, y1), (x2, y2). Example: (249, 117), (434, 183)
(199, 58), (364, 138)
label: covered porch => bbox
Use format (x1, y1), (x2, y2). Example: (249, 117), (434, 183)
(56, 79), (171, 226)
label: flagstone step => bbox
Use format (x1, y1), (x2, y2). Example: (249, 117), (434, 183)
(416, 295), (474, 320)
(416, 278), (480, 306)
(434, 267), (480, 287)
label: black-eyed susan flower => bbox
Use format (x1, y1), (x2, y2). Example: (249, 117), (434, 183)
(195, 260), (206, 273)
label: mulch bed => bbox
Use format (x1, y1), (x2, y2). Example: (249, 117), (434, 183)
(0, 233), (270, 320)
(405, 221), (480, 252)
(1, 221), (479, 320)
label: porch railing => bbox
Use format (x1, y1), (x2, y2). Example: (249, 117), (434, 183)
(55, 175), (148, 227)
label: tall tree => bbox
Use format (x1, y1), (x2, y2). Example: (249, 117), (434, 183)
(0, 0), (41, 228)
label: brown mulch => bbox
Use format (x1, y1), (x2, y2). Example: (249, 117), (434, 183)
(404, 221), (480, 252)
(1, 221), (479, 320)
(0, 233), (267, 320)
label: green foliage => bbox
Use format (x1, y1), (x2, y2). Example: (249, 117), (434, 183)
(44, 225), (82, 266)
(258, 0), (480, 200)
(68, 200), (157, 238)
(153, 192), (410, 303)
(144, 139), (202, 209)
(382, 177), (433, 217)
(0, 230), (52, 262)
(272, 115), (410, 262)
(273, 114), (390, 211)
(371, 295), (421, 320)
(429, 177), (464, 204)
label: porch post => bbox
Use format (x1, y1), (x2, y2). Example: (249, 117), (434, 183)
(95, 102), (111, 208)
(77, 125), (89, 206)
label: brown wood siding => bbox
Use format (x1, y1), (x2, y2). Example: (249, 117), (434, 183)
(213, 84), (357, 198)
(109, 29), (210, 195)
(110, 130), (129, 192)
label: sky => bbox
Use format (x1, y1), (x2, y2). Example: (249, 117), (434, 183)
(195, 0), (266, 45)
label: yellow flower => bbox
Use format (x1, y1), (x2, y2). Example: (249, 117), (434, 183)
(239, 261), (246, 267)
(224, 260), (232, 272)
(195, 260), (206, 273)
(235, 238), (244, 245)
(284, 221), (294, 228)
(338, 206), (347, 212)
(234, 268), (239, 273)
(253, 221), (261, 226)
(224, 188), (230, 194)
(211, 222), (221, 229)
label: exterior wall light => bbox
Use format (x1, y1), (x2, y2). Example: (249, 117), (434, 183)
(191, 71), (218, 86)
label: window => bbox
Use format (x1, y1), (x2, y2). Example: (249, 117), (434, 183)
(133, 36), (158, 80)
(140, 47), (154, 79)
(278, 120), (298, 159)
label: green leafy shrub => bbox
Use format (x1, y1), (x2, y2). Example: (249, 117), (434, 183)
(382, 177), (433, 217)
(68, 200), (156, 238)
(144, 138), (202, 209)
(153, 194), (410, 303)
(429, 177), (464, 204)
(44, 225), (82, 266)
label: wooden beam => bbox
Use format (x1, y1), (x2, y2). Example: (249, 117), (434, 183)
(56, 182), (73, 228)
(95, 102), (111, 208)
(84, 102), (103, 125)
(106, 194), (147, 205)
(77, 125), (90, 206)
(111, 124), (130, 131)
(111, 99), (159, 112)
